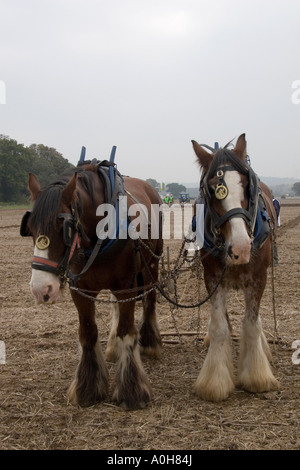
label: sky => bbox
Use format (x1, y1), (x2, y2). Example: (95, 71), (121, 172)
(1, 0), (300, 185)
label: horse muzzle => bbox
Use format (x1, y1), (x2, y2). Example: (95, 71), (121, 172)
(30, 280), (61, 304)
(30, 268), (62, 304)
(227, 239), (252, 265)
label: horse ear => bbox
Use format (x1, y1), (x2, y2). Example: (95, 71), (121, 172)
(234, 133), (247, 160)
(62, 173), (77, 206)
(28, 173), (41, 200)
(191, 140), (213, 171)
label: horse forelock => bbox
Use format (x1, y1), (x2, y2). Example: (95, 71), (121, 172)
(29, 183), (64, 235)
(28, 167), (99, 235)
(206, 148), (248, 180)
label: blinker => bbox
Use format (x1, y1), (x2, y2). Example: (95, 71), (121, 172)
(20, 210), (32, 237)
(63, 220), (74, 247)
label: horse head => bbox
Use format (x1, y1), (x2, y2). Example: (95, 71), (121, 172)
(192, 133), (253, 265)
(23, 172), (82, 304)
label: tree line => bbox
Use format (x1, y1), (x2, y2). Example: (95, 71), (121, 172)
(145, 178), (187, 198)
(292, 182), (300, 196)
(0, 135), (74, 203)
(0, 136), (191, 204)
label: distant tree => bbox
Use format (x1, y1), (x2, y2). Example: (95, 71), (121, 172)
(166, 183), (186, 198)
(146, 178), (160, 190)
(0, 137), (35, 203)
(29, 144), (74, 187)
(0, 136), (74, 203)
(292, 182), (300, 196)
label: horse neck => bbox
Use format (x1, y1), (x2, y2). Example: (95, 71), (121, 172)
(77, 172), (105, 240)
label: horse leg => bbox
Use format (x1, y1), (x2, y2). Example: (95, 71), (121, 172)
(107, 290), (162, 361)
(204, 309), (232, 348)
(105, 294), (121, 362)
(194, 287), (235, 401)
(112, 299), (152, 410)
(67, 291), (109, 407)
(238, 284), (280, 393)
(139, 282), (162, 358)
(139, 290), (162, 358)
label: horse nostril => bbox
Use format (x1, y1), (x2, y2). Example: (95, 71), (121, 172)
(228, 246), (239, 260)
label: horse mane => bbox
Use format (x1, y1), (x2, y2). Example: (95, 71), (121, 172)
(29, 165), (98, 235)
(206, 148), (249, 180)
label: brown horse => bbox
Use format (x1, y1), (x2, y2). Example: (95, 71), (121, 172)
(191, 134), (280, 401)
(20, 161), (163, 409)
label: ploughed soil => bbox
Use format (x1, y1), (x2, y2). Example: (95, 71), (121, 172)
(0, 202), (299, 450)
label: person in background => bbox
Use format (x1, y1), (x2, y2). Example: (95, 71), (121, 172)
(273, 197), (281, 227)
(272, 197), (281, 264)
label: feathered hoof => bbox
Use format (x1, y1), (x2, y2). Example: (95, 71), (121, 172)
(193, 376), (235, 402)
(112, 384), (152, 410)
(67, 379), (108, 407)
(139, 344), (162, 359)
(238, 374), (280, 394)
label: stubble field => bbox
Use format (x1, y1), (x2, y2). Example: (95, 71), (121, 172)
(0, 202), (299, 450)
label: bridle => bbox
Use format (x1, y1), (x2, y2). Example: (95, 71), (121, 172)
(32, 211), (81, 280)
(21, 206), (92, 286)
(200, 158), (260, 248)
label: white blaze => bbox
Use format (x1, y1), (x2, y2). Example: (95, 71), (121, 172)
(30, 246), (61, 303)
(222, 171), (251, 264)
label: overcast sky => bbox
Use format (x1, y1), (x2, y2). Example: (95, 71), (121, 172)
(1, 0), (300, 184)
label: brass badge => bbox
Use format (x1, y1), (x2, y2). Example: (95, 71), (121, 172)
(35, 234), (50, 250)
(215, 184), (228, 200)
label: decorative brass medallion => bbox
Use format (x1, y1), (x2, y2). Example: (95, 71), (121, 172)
(35, 234), (50, 250)
(215, 184), (228, 200)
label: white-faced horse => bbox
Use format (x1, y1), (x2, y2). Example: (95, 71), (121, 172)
(21, 161), (163, 409)
(191, 134), (280, 401)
